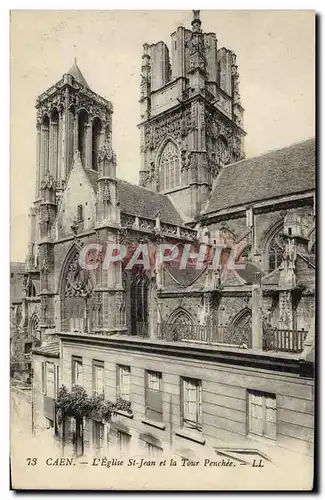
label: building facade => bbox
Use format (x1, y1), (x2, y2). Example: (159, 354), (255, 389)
(25, 11), (315, 464)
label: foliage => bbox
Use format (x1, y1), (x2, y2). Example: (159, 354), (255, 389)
(56, 385), (132, 424)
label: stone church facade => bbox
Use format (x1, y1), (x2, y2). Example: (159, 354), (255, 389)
(20, 11), (315, 463)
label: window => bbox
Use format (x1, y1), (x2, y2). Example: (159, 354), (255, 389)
(77, 204), (83, 222)
(215, 135), (229, 166)
(181, 377), (202, 431)
(268, 230), (286, 272)
(117, 365), (131, 402)
(92, 117), (102, 171)
(143, 441), (163, 457)
(56, 365), (60, 398)
(92, 420), (104, 456)
(248, 390), (276, 441)
(72, 356), (83, 387)
(42, 362), (46, 394)
(116, 430), (131, 454)
(78, 110), (88, 166)
(130, 273), (149, 335)
(158, 141), (180, 191)
(24, 342), (32, 354)
(93, 360), (104, 396)
(42, 361), (56, 399)
(145, 371), (163, 422)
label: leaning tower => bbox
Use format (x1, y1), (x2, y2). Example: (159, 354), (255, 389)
(138, 10), (246, 222)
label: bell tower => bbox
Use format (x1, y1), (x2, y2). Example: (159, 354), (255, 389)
(27, 60), (113, 263)
(138, 10), (246, 222)
(35, 58), (113, 201)
(26, 60), (114, 335)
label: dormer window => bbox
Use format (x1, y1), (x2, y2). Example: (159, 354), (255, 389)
(77, 204), (83, 223)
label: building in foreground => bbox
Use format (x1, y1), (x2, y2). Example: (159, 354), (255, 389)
(24, 11), (315, 463)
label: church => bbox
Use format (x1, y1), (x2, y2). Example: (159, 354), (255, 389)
(15, 11), (315, 462)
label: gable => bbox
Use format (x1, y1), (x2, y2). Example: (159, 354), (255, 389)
(54, 156), (97, 239)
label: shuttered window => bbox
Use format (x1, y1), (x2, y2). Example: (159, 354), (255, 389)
(41, 361), (46, 394)
(181, 377), (202, 431)
(117, 431), (131, 454)
(92, 420), (104, 455)
(117, 365), (131, 402)
(72, 356), (83, 387)
(55, 365), (60, 398)
(248, 390), (276, 440)
(143, 441), (163, 457)
(93, 361), (104, 396)
(145, 371), (162, 422)
(45, 362), (55, 399)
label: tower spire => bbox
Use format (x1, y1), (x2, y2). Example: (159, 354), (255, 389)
(191, 10), (202, 32)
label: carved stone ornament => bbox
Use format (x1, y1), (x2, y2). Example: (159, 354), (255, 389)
(71, 218), (79, 235)
(73, 149), (81, 163)
(144, 108), (192, 151)
(181, 149), (191, 172)
(40, 174), (56, 191)
(98, 143), (116, 164)
(103, 181), (111, 203)
(93, 292), (103, 310)
(64, 253), (92, 298)
(75, 90), (112, 122)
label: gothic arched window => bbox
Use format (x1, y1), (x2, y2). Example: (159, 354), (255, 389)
(130, 273), (149, 336)
(237, 244), (251, 263)
(158, 141), (180, 191)
(229, 309), (252, 347)
(61, 251), (93, 333)
(92, 117), (102, 171)
(51, 108), (59, 178)
(78, 110), (89, 166)
(215, 135), (229, 166)
(268, 231), (286, 272)
(29, 313), (40, 340)
(41, 115), (50, 177)
(165, 308), (194, 342)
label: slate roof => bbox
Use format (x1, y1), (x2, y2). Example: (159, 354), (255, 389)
(32, 342), (60, 358)
(117, 180), (183, 226)
(84, 169), (184, 226)
(203, 138), (315, 215)
(67, 61), (90, 89)
(262, 269), (281, 286)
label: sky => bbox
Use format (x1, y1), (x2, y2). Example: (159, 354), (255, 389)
(10, 10), (315, 262)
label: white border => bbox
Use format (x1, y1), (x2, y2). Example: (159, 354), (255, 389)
(2, 1), (322, 498)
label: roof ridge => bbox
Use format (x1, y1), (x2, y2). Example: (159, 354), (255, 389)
(117, 178), (167, 196)
(222, 137), (315, 170)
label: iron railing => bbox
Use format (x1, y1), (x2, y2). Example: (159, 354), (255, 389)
(134, 322), (149, 338)
(263, 328), (307, 353)
(157, 323), (231, 344)
(131, 323), (307, 353)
